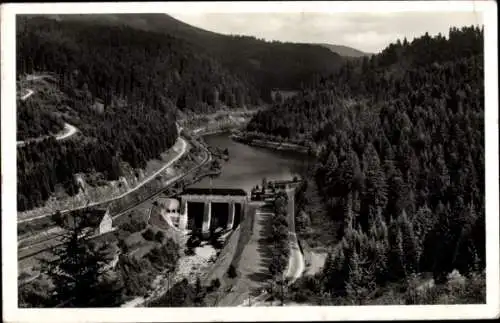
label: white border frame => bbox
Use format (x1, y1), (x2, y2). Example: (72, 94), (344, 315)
(1, 1), (498, 322)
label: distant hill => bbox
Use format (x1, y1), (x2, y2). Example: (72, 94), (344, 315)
(16, 14), (261, 211)
(15, 13), (347, 210)
(316, 43), (372, 57)
(44, 13), (223, 40)
(35, 14), (346, 99)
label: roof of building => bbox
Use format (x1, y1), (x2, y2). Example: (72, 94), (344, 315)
(180, 187), (247, 196)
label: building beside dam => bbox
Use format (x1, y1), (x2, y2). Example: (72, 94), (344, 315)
(250, 178), (300, 201)
(160, 179), (300, 238)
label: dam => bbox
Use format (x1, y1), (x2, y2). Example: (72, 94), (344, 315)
(161, 188), (248, 239)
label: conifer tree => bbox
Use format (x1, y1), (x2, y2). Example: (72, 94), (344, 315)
(41, 213), (124, 307)
(399, 210), (420, 274)
(387, 220), (407, 280)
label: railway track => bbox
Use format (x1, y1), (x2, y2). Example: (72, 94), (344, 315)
(111, 134), (212, 220)
(18, 131), (213, 258)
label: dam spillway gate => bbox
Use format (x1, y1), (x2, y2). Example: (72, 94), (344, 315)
(175, 188), (248, 239)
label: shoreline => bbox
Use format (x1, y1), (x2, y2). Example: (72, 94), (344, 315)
(230, 133), (316, 156)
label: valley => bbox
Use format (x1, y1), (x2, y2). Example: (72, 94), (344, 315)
(13, 11), (488, 311)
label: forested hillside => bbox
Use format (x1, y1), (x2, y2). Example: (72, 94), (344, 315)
(317, 43), (371, 57)
(38, 14), (346, 99)
(17, 16), (260, 112)
(16, 13), (348, 212)
(17, 98), (65, 140)
(16, 16), (259, 211)
(246, 26), (485, 303)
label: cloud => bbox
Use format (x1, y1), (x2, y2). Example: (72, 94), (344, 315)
(169, 11), (483, 53)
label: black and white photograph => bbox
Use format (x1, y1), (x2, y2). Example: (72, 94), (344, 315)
(1, 1), (499, 322)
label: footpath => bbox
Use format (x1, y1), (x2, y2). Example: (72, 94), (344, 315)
(237, 187), (305, 307)
(284, 188), (305, 283)
(17, 75), (80, 147)
(218, 204), (273, 306)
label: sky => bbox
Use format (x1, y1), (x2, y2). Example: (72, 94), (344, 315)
(169, 12), (483, 53)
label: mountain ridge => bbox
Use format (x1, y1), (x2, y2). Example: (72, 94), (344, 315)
(31, 13), (348, 96)
(315, 43), (372, 57)
(44, 13), (368, 57)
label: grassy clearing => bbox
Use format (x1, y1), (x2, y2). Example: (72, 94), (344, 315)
(293, 180), (339, 279)
(18, 235), (64, 261)
(214, 203), (281, 307)
(297, 210), (339, 253)
(123, 223), (175, 260)
(144, 145), (181, 175)
(294, 180), (340, 254)
(19, 250), (54, 273)
(201, 204), (257, 306)
(18, 216), (57, 238)
(179, 108), (259, 132)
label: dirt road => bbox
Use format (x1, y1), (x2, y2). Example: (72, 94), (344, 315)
(237, 187), (305, 307)
(218, 204), (275, 306)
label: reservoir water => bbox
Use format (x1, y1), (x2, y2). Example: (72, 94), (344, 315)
(189, 132), (311, 193)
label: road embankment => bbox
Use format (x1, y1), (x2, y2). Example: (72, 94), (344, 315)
(188, 117), (252, 137)
(283, 188), (305, 284)
(18, 136), (188, 225)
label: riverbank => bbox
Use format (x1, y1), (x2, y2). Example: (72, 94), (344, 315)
(186, 112), (256, 137)
(230, 133), (317, 156)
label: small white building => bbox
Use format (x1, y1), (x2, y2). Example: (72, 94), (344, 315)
(63, 207), (114, 236)
(159, 198), (180, 226)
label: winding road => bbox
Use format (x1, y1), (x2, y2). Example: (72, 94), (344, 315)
(57, 123), (78, 141)
(18, 135), (188, 224)
(17, 75), (80, 147)
(18, 126), (213, 285)
(284, 188), (305, 284)
(17, 74), (194, 224)
(110, 136), (205, 221)
(237, 186), (305, 307)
